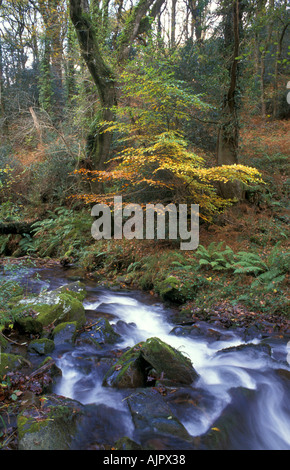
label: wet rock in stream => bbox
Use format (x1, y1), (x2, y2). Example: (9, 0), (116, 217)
(216, 342), (272, 358)
(18, 281), (87, 329)
(52, 321), (78, 346)
(103, 337), (199, 388)
(126, 389), (195, 450)
(170, 322), (235, 343)
(17, 393), (132, 450)
(76, 317), (121, 349)
(199, 387), (264, 450)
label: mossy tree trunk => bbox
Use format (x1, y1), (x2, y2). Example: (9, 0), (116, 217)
(217, 0), (243, 200)
(69, 0), (117, 192)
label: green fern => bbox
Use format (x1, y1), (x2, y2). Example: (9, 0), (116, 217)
(196, 242), (235, 271)
(234, 243), (289, 289)
(127, 261), (142, 273)
(233, 252), (268, 274)
(31, 208), (92, 257)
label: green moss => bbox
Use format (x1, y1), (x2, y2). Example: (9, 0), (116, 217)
(0, 353), (27, 379)
(141, 337), (198, 384)
(28, 338), (55, 355)
(52, 321), (78, 345)
(103, 343), (145, 388)
(104, 337), (198, 388)
(156, 276), (195, 304)
(17, 415), (49, 441)
(17, 404), (78, 450)
(14, 316), (43, 336)
(52, 321), (77, 336)
(34, 293), (86, 328)
(54, 282), (87, 302)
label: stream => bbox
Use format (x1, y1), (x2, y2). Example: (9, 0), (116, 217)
(3, 264), (290, 450)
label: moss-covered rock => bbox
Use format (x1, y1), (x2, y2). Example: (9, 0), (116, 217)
(77, 318), (120, 349)
(0, 353), (28, 379)
(16, 394), (128, 450)
(103, 337), (198, 388)
(103, 344), (145, 388)
(19, 283), (87, 329)
(14, 316), (43, 336)
(17, 396), (84, 450)
(52, 322), (78, 346)
(32, 293), (86, 328)
(141, 337), (198, 385)
(156, 276), (194, 304)
(28, 338), (55, 355)
(53, 281), (87, 302)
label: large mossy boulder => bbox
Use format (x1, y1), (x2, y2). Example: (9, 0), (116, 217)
(21, 283), (87, 328)
(141, 337), (198, 385)
(53, 282), (87, 302)
(17, 394), (134, 450)
(103, 337), (198, 389)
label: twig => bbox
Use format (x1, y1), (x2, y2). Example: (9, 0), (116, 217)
(28, 360), (56, 379)
(2, 429), (18, 448)
(0, 332), (27, 347)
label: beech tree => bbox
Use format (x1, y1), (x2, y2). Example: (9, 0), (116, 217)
(69, 0), (166, 174)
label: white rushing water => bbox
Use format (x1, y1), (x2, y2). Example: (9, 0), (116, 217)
(55, 290), (290, 450)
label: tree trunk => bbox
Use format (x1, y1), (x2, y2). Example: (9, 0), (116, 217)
(273, 23), (289, 119)
(171, 0), (177, 47)
(0, 36), (8, 138)
(0, 0), (8, 140)
(38, 0), (65, 117)
(217, 0), (243, 200)
(260, 0), (274, 120)
(188, 0), (202, 43)
(69, 0), (117, 176)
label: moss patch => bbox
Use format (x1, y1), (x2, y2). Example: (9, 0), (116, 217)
(52, 321), (78, 345)
(0, 353), (27, 379)
(28, 338), (55, 355)
(33, 293), (86, 328)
